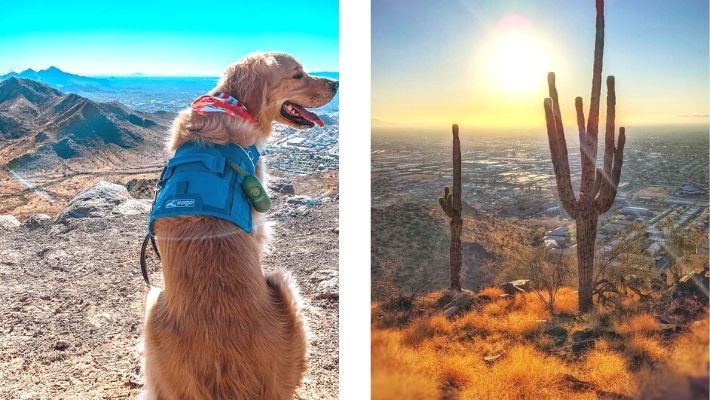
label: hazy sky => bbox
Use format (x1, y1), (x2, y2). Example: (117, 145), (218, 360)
(373, 0), (709, 131)
(0, 0), (339, 76)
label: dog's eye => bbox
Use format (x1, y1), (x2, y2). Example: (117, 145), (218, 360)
(292, 73), (303, 80)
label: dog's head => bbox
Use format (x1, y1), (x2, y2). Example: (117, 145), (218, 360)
(169, 52), (337, 152)
(217, 52), (338, 131)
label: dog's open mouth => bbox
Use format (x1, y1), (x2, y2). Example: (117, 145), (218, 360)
(281, 101), (324, 128)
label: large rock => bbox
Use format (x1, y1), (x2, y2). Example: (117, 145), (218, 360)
(545, 326), (568, 345)
(571, 328), (599, 353)
(500, 279), (530, 295)
(268, 178), (295, 195)
(441, 290), (476, 317)
(0, 215), (21, 229)
(23, 214), (51, 230)
(115, 199), (151, 216)
(55, 181), (148, 223)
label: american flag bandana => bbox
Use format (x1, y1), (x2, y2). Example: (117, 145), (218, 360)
(191, 92), (258, 125)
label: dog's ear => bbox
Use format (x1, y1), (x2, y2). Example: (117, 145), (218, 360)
(216, 52), (280, 119)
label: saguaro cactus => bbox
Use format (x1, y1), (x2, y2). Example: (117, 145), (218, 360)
(543, 0), (626, 312)
(439, 124), (463, 291)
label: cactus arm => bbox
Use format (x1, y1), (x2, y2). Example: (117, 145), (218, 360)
(576, 96), (587, 146)
(596, 127), (625, 213)
(544, 96), (578, 219)
(601, 75), (616, 180)
(439, 188), (453, 218)
(577, 96), (596, 197)
(586, 0), (605, 149)
(595, 75), (621, 213)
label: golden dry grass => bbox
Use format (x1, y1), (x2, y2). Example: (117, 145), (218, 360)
(626, 335), (668, 363)
(613, 313), (661, 335)
(371, 329), (441, 400)
(583, 345), (633, 395)
(372, 287), (709, 400)
(554, 287), (579, 315)
(667, 317), (709, 376)
(478, 286), (505, 299)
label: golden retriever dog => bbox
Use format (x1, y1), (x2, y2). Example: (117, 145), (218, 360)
(142, 52), (338, 400)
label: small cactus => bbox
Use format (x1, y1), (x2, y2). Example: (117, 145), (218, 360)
(439, 124), (463, 291)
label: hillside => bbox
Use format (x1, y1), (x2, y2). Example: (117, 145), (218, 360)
(0, 78), (170, 218)
(372, 284), (709, 400)
(371, 202), (535, 298)
(0, 177), (339, 400)
(0, 77), (169, 169)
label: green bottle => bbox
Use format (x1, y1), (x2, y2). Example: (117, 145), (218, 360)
(242, 175), (271, 213)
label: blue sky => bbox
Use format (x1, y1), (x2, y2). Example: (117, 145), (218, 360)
(0, 0), (339, 76)
(373, 0), (709, 128)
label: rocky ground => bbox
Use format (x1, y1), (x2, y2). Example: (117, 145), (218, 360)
(0, 174), (339, 399)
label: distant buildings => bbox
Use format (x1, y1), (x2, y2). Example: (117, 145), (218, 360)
(620, 206), (650, 217)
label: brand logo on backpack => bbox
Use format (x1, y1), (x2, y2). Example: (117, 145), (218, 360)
(165, 199), (196, 209)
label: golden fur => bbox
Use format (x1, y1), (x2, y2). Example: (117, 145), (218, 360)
(143, 52), (337, 400)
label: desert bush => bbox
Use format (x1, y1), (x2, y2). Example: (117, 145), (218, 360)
(478, 286), (505, 300)
(664, 227), (705, 281)
(460, 345), (570, 400)
(626, 335), (667, 364)
(613, 313), (661, 335)
(583, 342), (633, 396)
(506, 247), (573, 315)
(403, 315), (450, 346)
(593, 227), (655, 319)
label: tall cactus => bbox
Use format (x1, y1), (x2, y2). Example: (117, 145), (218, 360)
(543, 0), (626, 312)
(439, 124), (463, 291)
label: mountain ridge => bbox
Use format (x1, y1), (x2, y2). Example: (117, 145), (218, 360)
(1, 66), (108, 90)
(0, 77), (169, 171)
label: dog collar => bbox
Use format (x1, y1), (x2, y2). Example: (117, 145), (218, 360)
(191, 92), (258, 126)
(147, 141), (268, 236)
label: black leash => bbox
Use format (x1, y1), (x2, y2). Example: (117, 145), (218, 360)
(141, 165), (167, 287)
(140, 234), (160, 286)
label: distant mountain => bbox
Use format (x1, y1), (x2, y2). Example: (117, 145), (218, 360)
(0, 68), (340, 114)
(0, 77), (169, 171)
(1, 66), (108, 91)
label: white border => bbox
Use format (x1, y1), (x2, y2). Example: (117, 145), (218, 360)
(339, 0), (371, 399)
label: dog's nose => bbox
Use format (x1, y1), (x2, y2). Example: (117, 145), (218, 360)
(331, 80), (339, 94)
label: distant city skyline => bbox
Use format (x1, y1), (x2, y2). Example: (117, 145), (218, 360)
(0, 0), (338, 76)
(373, 0), (709, 131)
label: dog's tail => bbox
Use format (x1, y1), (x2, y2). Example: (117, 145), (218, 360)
(265, 270), (308, 379)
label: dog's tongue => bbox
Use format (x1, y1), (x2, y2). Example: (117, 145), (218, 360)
(292, 104), (324, 127)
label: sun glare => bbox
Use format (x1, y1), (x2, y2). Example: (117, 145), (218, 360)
(486, 16), (550, 93)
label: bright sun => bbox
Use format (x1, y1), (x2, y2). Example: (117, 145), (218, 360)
(487, 18), (550, 93)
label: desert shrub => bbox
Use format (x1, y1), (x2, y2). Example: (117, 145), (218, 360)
(626, 335), (667, 364)
(583, 343), (633, 396)
(454, 293), (548, 338)
(593, 227), (655, 319)
(613, 313), (661, 335)
(506, 247), (573, 315)
(478, 286), (505, 300)
(403, 315), (451, 346)
(460, 345), (570, 400)
(554, 287), (579, 315)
